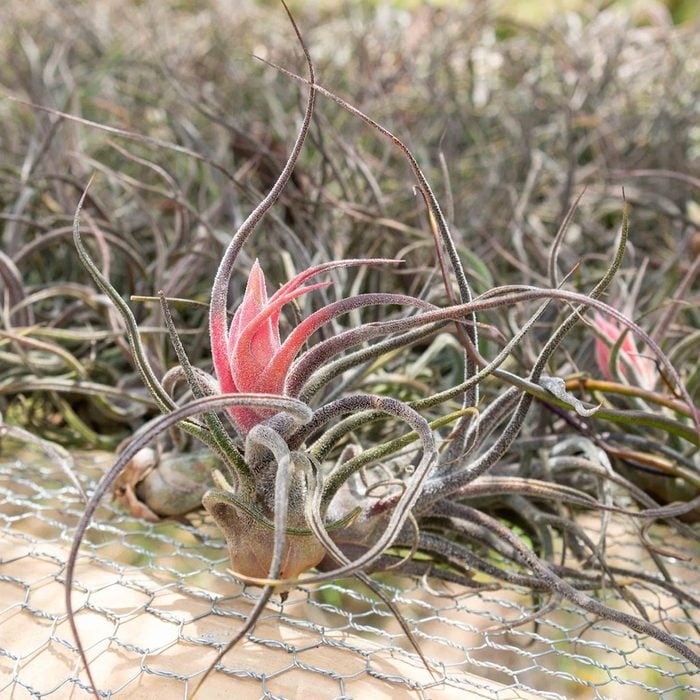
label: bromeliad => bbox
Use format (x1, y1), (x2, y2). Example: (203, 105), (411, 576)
(66, 6), (700, 698)
(202, 253), (436, 581)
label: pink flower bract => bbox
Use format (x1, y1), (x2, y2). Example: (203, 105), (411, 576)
(593, 312), (656, 390)
(210, 258), (410, 433)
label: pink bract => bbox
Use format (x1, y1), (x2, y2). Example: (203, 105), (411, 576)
(210, 258), (403, 433)
(593, 312), (656, 390)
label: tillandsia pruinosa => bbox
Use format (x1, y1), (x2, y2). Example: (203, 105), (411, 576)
(65, 3), (700, 696)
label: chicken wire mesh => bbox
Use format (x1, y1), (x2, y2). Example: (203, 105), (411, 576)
(1, 445), (699, 700)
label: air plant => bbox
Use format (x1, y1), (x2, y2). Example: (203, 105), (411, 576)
(64, 4), (700, 697)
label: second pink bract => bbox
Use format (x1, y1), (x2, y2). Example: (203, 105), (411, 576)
(593, 312), (656, 390)
(210, 257), (407, 433)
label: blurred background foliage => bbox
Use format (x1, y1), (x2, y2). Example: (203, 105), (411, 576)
(1, 0), (698, 458)
(275, 0), (700, 25)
